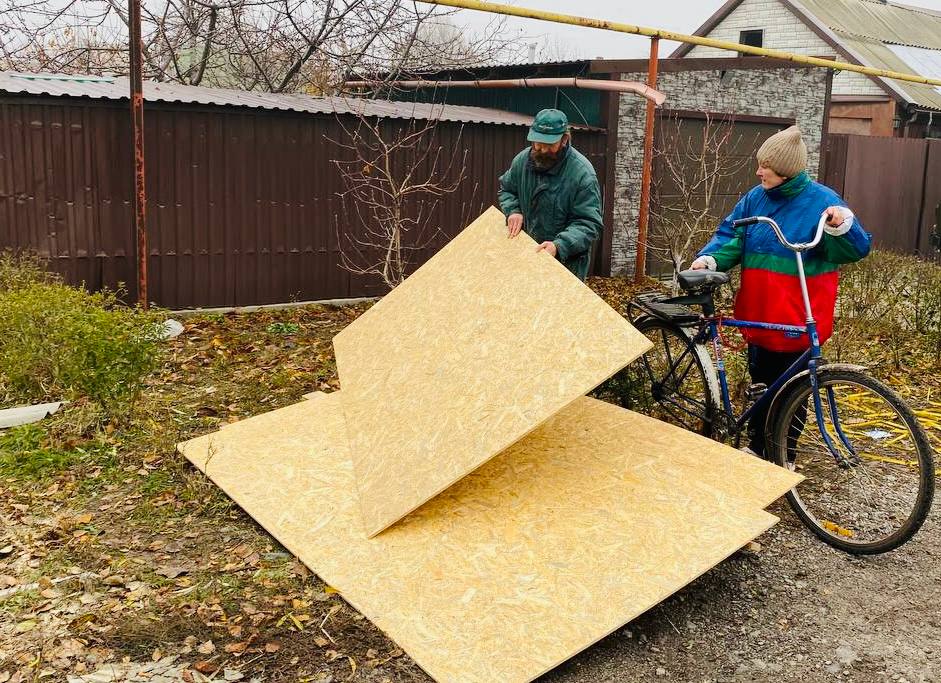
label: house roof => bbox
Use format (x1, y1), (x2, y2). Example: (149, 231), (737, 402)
(672, 0), (941, 111)
(0, 71), (539, 127)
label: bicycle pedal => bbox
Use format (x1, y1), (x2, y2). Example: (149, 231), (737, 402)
(745, 383), (767, 401)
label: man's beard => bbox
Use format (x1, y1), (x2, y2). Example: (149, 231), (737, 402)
(531, 145), (564, 171)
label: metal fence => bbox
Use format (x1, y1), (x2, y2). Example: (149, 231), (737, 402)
(822, 134), (941, 261)
(0, 94), (607, 308)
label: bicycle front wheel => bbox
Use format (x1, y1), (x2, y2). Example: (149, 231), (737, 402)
(769, 369), (935, 554)
(594, 317), (719, 437)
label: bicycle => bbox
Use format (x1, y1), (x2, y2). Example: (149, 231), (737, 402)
(601, 212), (935, 554)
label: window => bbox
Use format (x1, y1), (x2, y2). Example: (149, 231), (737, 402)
(739, 29), (764, 56)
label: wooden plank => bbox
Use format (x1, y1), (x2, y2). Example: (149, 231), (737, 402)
(333, 207), (652, 536)
(178, 392), (800, 683)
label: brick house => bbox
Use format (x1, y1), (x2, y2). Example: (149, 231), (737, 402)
(388, 57), (831, 275)
(671, 0), (941, 138)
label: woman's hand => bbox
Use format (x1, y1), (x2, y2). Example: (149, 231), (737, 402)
(825, 206), (847, 227)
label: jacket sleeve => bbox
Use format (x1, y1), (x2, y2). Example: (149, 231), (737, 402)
(498, 162), (521, 218)
(822, 206), (872, 264)
(697, 194), (749, 272)
(552, 174), (603, 262)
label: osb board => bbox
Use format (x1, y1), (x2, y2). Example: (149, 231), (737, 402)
(178, 393), (800, 683)
(332, 206), (653, 536)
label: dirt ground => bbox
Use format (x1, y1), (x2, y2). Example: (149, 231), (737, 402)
(1, 287), (939, 683)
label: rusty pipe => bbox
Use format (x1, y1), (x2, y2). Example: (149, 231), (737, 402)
(635, 37), (659, 283)
(344, 77), (666, 106)
(129, 0), (148, 308)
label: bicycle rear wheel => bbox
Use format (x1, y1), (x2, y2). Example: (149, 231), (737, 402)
(594, 317), (719, 437)
(768, 368), (935, 554)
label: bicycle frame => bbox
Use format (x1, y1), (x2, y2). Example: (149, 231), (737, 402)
(671, 214), (858, 466)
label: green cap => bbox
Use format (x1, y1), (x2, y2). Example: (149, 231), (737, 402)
(527, 109), (568, 144)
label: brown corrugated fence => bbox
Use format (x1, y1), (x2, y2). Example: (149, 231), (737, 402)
(822, 134), (941, 262)
(0, 95), (608, 308)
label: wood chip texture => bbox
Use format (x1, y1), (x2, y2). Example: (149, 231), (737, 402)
(333, 207), (653, 536)
(178, 392), (801, 683)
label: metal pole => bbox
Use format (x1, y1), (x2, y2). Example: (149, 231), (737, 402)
(415, 0), (941, 89)
(129, 0), (148, 308)
(634, 37), (658, 283)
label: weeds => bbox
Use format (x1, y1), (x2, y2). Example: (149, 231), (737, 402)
(0, 283), (165, 411)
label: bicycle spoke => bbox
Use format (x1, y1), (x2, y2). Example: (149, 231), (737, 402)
(593, 318), (716, 437)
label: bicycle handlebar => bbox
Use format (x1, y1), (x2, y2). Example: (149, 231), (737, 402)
(731, 213), (830, 253)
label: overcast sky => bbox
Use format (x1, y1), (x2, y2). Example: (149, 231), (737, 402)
(453, 0), (941, 60)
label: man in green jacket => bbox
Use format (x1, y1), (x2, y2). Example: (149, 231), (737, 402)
(498, 109), (604, 281)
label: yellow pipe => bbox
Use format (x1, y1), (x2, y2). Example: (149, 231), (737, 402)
(418, 0), (941, 89)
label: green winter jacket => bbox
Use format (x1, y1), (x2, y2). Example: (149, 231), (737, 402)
(498, 144), (603, 280)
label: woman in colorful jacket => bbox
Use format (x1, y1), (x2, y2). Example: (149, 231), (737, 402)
(690, 125), (872, 456)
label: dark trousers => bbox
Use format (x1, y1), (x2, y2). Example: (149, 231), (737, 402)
(747, 345), (807, 456)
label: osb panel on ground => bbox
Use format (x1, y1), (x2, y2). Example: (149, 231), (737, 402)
(178, 393), (800, 683)
(332, 207), (653, 536)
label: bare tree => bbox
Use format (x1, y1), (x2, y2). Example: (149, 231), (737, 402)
(0, 0), (518, 92)
(329, 109), (478, 289)
(648, 112), (756, 291)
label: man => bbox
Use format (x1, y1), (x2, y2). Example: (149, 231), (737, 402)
(690, 125), (871, 456)
(498, 109), (603, 280)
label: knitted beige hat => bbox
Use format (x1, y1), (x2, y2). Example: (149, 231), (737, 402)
(756, 125), (807, 178)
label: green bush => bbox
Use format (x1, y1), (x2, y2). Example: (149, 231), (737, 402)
(0, 250), (59, 292)
(0, 282), (165, 410)
(835, 251), (941, 367)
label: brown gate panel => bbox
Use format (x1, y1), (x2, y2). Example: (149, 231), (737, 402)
(648, 111), (790, 277)
(919, 139), (941, 261)
(841, 135), (928, 254)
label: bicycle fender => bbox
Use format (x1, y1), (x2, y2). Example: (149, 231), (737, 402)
(763, 362), (868, 437)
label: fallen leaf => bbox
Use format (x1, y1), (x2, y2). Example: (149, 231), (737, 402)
(313, 636), (329, 647)
(264, 642), (280, 653)
(16, 619), (36, 633)
(224, 641), (248, 654)
(0, 575), (18, 587)
(156, 565), (188, 579)
(194, 661), (219, 674)
(197, 640), (215, 655)
(0, 545), (12, 556)
(73, 514), (92, 524)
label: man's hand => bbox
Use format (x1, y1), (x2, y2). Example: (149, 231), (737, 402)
(691, 259), (707, 270)
(507, 213), (524, 238)
(825, 206), (847, 227)
(536, 241), (557, 258)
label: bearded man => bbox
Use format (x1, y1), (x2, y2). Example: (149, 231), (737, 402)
(498, 109), (603, 281)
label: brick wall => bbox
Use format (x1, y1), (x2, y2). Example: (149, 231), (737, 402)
(684, 0), (886, 98)
(611, 65), (830, 275)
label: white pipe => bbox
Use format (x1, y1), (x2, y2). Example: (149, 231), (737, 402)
(345, 77), (667, 106)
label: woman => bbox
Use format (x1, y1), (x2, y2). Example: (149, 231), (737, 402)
(690, 126), (872, 456)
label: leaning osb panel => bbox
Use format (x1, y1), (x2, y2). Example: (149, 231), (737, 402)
(332, 206), (653, 536)
(178, 393), (799, 683)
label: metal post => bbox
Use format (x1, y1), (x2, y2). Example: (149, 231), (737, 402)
(634, 37), (658, 283)
(129, 0), (148, 308)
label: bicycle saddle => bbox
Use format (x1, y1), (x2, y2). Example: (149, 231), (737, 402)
(677, 269), (730, 291)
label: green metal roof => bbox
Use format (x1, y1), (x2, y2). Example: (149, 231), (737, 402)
(793, 0), (941, 109)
